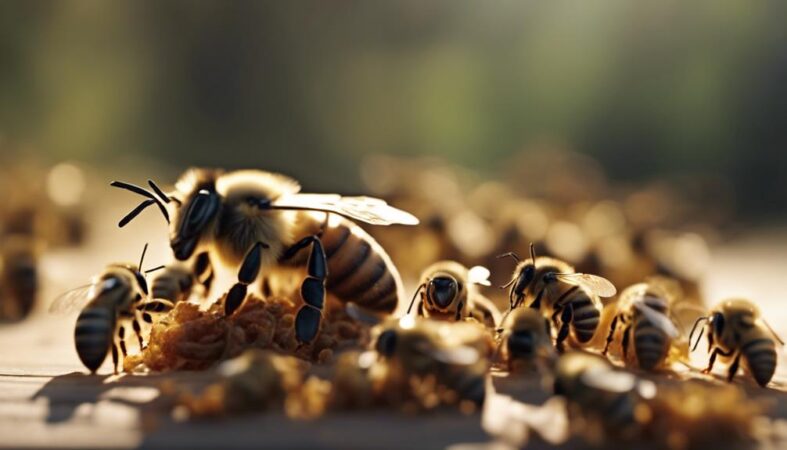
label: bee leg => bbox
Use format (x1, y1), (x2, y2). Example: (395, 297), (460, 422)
(556, 304), (573, 353)
(603, 314), (619, 355)
(118, 325), (127, 358)
(225, 242), (268, 316)
(193, 252), (214, 293)
(294, 236), (327, 344)
(111, 341), (119, 375)
(703, 348), (719, 374)
(621, 324), (632, 361)
(727, 352), (741, 382)
(132, 317), (144, 350)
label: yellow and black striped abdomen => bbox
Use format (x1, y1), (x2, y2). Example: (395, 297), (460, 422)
(632, 320), (669, 370)
(566, 288), (600, 343)
(742, 337), (776, 387)
(74, 304), (117, 372)
(284, 216), (402, 313)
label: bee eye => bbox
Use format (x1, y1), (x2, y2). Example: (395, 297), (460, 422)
(134, 272), (149, 296)
(712, 312), (725, 336)
(515, 265), (536, 292)
(428, 277), (458, 308)
(376, 330), (397, 356)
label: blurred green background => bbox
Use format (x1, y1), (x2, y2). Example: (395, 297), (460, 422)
(0, 1), (785, 218)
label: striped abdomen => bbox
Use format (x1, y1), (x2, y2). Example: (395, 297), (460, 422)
(566, 288), (600, 343)
(633, 321), (669, 370)
(74, 305), (116, 372)
(742, 337), (777, 387)
(284, 217), (402, 313)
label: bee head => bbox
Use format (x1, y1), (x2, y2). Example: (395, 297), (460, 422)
(426, 275), (460, 310)
(171, 186), (221, 260)
(375, 329), (398, 357)
(515, 264), (536, 295)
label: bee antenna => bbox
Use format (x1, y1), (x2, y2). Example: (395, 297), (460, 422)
(111, 180), (170, 224)
(138, 243), (149, 272)
(496, 252), (520, 263)
(145, 265), (166, 275)
(406, 283), (426, 315)
(688, 316), (708, 352)
(147, 179), (170, 204)
(530, 242), (537, 262)
(762, 319), (785, 346)
(499, 279), (515, 290)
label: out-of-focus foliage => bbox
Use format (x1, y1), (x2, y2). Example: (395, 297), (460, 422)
(0, 1), (785, 217)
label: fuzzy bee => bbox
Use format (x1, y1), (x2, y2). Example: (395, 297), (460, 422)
(552, 352), (657, 440)
(690, 298), (783, 387)
(500, 244), (617, 351)
(602, 282), (681, 370)
(497, 308), (556, 372)
(406, 261), (501, 328)
(111, 169), (418, 345)
(50, 245), (171, 373)
(369, 316), (492, 405)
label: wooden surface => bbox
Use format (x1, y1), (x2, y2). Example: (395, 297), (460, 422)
(1, 208), (787, 449)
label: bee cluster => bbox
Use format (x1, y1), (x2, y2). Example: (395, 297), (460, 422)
(49, 161), (784, 449)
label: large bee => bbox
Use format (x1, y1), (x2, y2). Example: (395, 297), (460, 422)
(690, 298), (783, 387)
(500, 244), (617, 351)
(111, 169), (418, 344)
(369, 316), (492, 405)
(553, 351), (657, 440)
(602, 282), (681, 370)
(50, 245), (170, 373)
(497, 308), (555, 371)
(406, 261), (501, 328)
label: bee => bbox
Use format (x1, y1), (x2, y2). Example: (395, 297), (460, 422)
(602, 282), (681, 370)
(689, 298), (783, 387)
(149, 263), (195, 305)
(50, 245), (169, 373)
(497, 308), (555, 371)
(0, 235), (39, 320)
(369, 316), (492, 405)
(552, 351), (657, 440)
(499, 244), (617, 352)
(111, 169), (418, 345)
(406, 261), (501, 328)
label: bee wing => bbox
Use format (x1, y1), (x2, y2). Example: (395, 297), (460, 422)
(48, 284), (94, 314)
(555, 273), (617, 298)
(272, 193), (419, 226)
(344, 302), (382, 326)
(580, 366), (637, 393)
(416, 342), (480, 365)
(633, 300), (680, 338)
(467, 266), (491, 286)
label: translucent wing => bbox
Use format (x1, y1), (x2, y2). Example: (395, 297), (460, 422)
(555, 273), (617, 297)
(345, 302), (382, 326)
(468, 266), (491, 286)
(272, 193), (419, 226)
(633, 299), (680, 338)
(416, 342), (480, 365)
(580, 366), (637, 393)
(49, 284), (93, 314)
(49, 278), (120, 314)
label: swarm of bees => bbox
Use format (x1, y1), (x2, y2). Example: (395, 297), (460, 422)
(44, 161), (785, 449)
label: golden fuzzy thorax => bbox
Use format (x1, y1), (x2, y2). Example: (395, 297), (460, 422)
(173, 168), (304, 268)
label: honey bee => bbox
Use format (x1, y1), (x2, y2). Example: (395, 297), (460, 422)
(500, 244), (617, 351)
(602, 282), (681, 370)
(50, 245), (170, 373)
(406, 261), (501, 328)
(149, 263), (195, 305)
(111, 169), (418, 344)
(497, 308), (555, 371)
(552, 351), (657, 439)
(369, 316), (492, 405)
(0, 235), (39, 320)
(689, 298), (783, 387)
